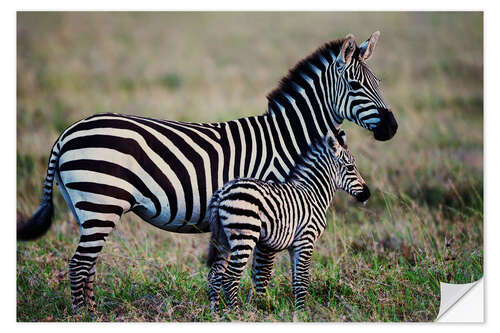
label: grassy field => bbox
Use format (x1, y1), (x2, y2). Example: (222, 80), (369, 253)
(16, 12), (483, 322)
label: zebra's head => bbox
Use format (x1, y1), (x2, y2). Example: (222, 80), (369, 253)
(326, 131), (370, 203)
(333, 32), (398, 141)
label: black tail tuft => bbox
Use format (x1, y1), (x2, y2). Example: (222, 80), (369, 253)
(17, 201), (54, 241)
(17, 138), (60, 241)
(207, 238), (217, 268)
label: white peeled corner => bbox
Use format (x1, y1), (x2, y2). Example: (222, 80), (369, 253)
(436, 278), (484, 322)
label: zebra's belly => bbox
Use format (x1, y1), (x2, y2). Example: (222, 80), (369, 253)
(131, 202), (210, 233)
(58, 156), (211, 233)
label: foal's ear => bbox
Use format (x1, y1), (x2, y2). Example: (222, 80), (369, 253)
(338, 34), (356, 67)
(338, 129), (347, 146)
(327, 135), (341, 153)
(359, 31), (380, 61)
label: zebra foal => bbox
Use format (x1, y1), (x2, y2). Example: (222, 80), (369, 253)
(206, 132), (370, 311)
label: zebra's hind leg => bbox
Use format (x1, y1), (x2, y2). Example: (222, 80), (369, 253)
(84, 263), (97, 311)
(69, 215), (119, 313)
(250, 245), (278, 298)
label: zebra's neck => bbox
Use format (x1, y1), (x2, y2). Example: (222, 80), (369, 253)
(263, 42), (345, 171)
(223, 40), (350, 184)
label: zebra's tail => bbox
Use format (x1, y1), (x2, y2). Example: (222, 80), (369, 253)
(207, 188), (226, 267)
(17, 141), (61, 241)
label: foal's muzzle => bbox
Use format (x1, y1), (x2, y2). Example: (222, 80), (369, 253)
(373, 108), (398, 141)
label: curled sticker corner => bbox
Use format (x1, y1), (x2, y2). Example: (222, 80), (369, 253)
(436, 278), (483, 321)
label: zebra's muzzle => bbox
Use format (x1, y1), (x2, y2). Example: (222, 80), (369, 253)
(355, 184), (371, 203)
(373, 108), (398, 141)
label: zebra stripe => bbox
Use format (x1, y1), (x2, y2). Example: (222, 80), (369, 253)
(206, 134), (370, 311)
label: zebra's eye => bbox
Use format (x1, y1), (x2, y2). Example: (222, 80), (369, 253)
(346, 165), (355, 172)
(349, 81), (362, 90)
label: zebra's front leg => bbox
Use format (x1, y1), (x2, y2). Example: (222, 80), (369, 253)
(250, 245), (278, 298)
(289, 247), (313, 311)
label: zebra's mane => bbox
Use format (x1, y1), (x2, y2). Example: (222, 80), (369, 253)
(265, 37), (360, 115)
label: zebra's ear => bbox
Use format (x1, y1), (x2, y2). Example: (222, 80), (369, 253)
(359, 31), (380, 61)
(336, 34), (356, 72)
(337, 34), (356, 69)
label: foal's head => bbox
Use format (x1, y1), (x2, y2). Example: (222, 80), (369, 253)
(324, 131), (370, 203)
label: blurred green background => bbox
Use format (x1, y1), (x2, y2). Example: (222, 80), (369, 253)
(17, 12), (483, 322)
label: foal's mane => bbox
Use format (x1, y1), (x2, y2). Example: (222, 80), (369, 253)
(285, 132), (347, 182)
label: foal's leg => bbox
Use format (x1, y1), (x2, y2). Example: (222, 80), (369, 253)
(208, 251), (230, 312)
(289, 247), (313, 310)
(251, 245), (278, 297)
(221, 234), (258, 310)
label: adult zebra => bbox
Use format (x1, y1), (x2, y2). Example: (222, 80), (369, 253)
(17, 31), (397, 310)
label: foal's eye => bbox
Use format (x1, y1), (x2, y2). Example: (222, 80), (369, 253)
(349, 81), (362, 90)
(346, 165), (355, 171)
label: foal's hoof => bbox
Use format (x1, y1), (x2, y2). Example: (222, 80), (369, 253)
(210, 311), (221, 321)
(210, 304), (221, 320)
(221, 307), (242, 321)
(292, 309), (307, 322)
(71, 303), (85, 315)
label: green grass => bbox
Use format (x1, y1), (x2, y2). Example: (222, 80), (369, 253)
(16, 12), (483, 322)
